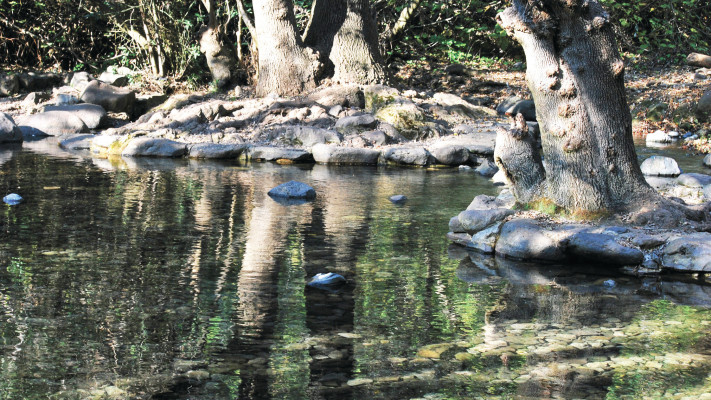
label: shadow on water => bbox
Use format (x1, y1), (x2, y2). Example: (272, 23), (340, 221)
(0, 142), (709, 399)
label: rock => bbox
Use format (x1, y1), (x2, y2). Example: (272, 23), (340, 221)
(445, 64), (466, 75)
(687, 53), (711, 68)
(429, 145), (470, 165)
(475, 159), (498, 177)
(432, 92), (497, 119)
(361, 130), (389, 146)
(281, 126), (342, 148)
(645, 102), (668, 122)
(43, 104), (107, 129)
(312, 144), (380, 165)
(662, 233), (711, 272)
(629, 233), (666, 249)
(374, 102), (428, 140)
(121, 137), (187, 157)
(696, 91), (711, 122)
(17, 111), (87, 136)
(417, 343), (453, 359)
(80, 80), (136, 113)
(307, 84), (364, 108)
(496, 219), (566, 261)
(469, 222), (503, 254)
(98, 71), (129, 87)
(307, 272), (346, 290)
(646, 130), (676, 143)
(188, 143), (245, 159)
(0, 113), (23, 143)
(268, 180), (316, 205)
(466, 194), (513, 210)
(18, 72), (61, 91)
(362, 84), (400, 112)
(59, 134), (95, 150)
(329, 105), (343, 117)
(640, 156), (682, 177)
(704, 154), (711, 168)
(496, 96), (536, 121)
(389, 195), (407, 204)
(566, 232), (644, 265)
(382, 146), (431, 166)
(69, 71), (93, 90)
(54, 94), (79, 106)
(3, 193), (23, 205)
(134, 93), (169, 115)
(457, 208), (514, 234)
(0, 74), (19, 96)
(23, 92), (50, 106)
(334, 114), (377, 130)
(677, 173), (711, 188)
(247, 146), (312, 162)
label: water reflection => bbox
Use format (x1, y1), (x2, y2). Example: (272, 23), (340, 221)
(0, 145), (709, 399)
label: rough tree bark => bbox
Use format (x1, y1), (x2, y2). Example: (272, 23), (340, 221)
(495, 0), (657, 213)
(253, 0), (322, 96)
(199, 0), (237, 87)
(303, 0), (386, 85)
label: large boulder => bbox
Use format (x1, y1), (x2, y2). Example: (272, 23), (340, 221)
(43, 104), (107, 129)
(17, 111), (87, 136)
(98, 71), (129, 87)
(0, 74), (19, 96)
(374, 102), (428, 140)
(121, 137), (187, 157)
(0, 113), (23, 143)
(696, 91), (711, 122)
(645, 130), (676, 144)
(432, 93), (497, 119)
(382, 146), (431, 166)
(496, 96), (536, 121)
(456, 208), (515, 234)
(496, 219), (566, 261)
(247, 146), (312, 162)
(278, 126), (342, 148)
(334, 114), (377, 130)
(59, 134), (95, 150)
(640, 156), (682, 177)
(268, 180), (316, 201)
(676, 173), (711, 188)
(429, 145), (470, 166)
(70, 71), (93, 90)
(687, 53), (711, 68)
(307, 85), (364, 108)
(662, 233), (711, 272)
(80, 80), (136, 113)
(566, 232), (644, 265)
(188, 143), (245, 159)
(312, 144), (380, 164)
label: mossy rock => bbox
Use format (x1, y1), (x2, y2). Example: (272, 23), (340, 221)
(375, 102), (427, 139)
(362, 84), (400, 112)
(417, 343), (454, 359)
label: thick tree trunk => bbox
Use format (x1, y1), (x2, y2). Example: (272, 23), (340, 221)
(303, 0), (386, 85)
(253, 0), (321, 96)
(496, 0), (655, 213)
(495, 114), (546, 203)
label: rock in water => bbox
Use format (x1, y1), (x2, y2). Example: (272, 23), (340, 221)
(3, 193), (23, 205)
(268, 181), (316, 204)
(640, 156), (682, 177)
(307, 272), (346, 290)
(389, 195), (407, 204)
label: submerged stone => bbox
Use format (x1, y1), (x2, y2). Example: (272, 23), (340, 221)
(268, 181), (316, 203)
(3, 193), (23, 205)
(389, 195), (407, 204)
(307, 272), (346, 290)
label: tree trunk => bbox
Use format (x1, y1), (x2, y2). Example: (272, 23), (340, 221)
(253, 0), (321, 96)
(495, 114), (546, 203)
(496, 0), (655, 213)
(199, 0), (236, 87)
(303, 0), (386, 85)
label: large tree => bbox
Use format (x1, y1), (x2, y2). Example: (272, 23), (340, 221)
(198, 0), (237, 87)
(303, 0), (387, 85)
(494, 0), (706, 225)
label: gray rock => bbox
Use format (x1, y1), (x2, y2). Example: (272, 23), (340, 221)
(335, 114), (377, 130)
(18, 72), (61, 91)
(0, 113), (23, 143)
(662, 233), (711, 272)
(59, 133), (95, 150)
(640, 155), (682, 176)
(449, 216), (464, 232)
(704, 154), (711, 168)
(383, 146), (431, 166)
(687, 53), (711, 68)
(430, 145), (469, 165)
(121, 137), (187, 157)
(646, 130), (676, 143)
(268, 180), (316, 200)
(469, 222), (503, 254)
(705, 185), (711, 200)
(432, 93), (497, 119)
(389, 195), (407, 204)
(282, 126), (342, 148)
(307, 85), (364, 108)
(98, 72), (129, 87)
(80, 80), (136, 113)
(677, 173), (711, 188)
(312, 144), (380, 165)
(374, 102), (428, 140)
(188, 143), (245, 159)
(248, 146), (312, 162)
(457, 208), (514, 234)
(44, 104), (107, 129)
(0, 74), (20, 96)
(329, 105), (343, 117)
(54, 94), (79, 106)
(134, 93), (169, 115)
(69, 71), (93, 90)
(496, 97), (536, 121)
(475, 159), (498, 177)
(698, 91), (711, 122)
(17, 111), (87, 136)
(496, 219), (566, 261)
(566, 232), (644, 265)
(445, 64), (466, 75)
(361, 130), (389, 146)
(466, 194), (510, 210)
(629, 233), (666, 249)
(23, 92), (50, 105)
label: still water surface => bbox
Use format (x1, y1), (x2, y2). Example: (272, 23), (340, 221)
(0, 141), (710, 399)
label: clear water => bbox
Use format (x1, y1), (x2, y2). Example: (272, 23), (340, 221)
(0, 141), (710, 400)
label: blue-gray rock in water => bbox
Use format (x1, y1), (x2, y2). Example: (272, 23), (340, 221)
(389, 195), (407, 204)
(640, 155), (681, 177)
(566, 232), (644, 266)
(307, 272), (346, 291)
(3, 193), (23, 205)
(662, 233), (711, 272)
(268, 180), (316, 201)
